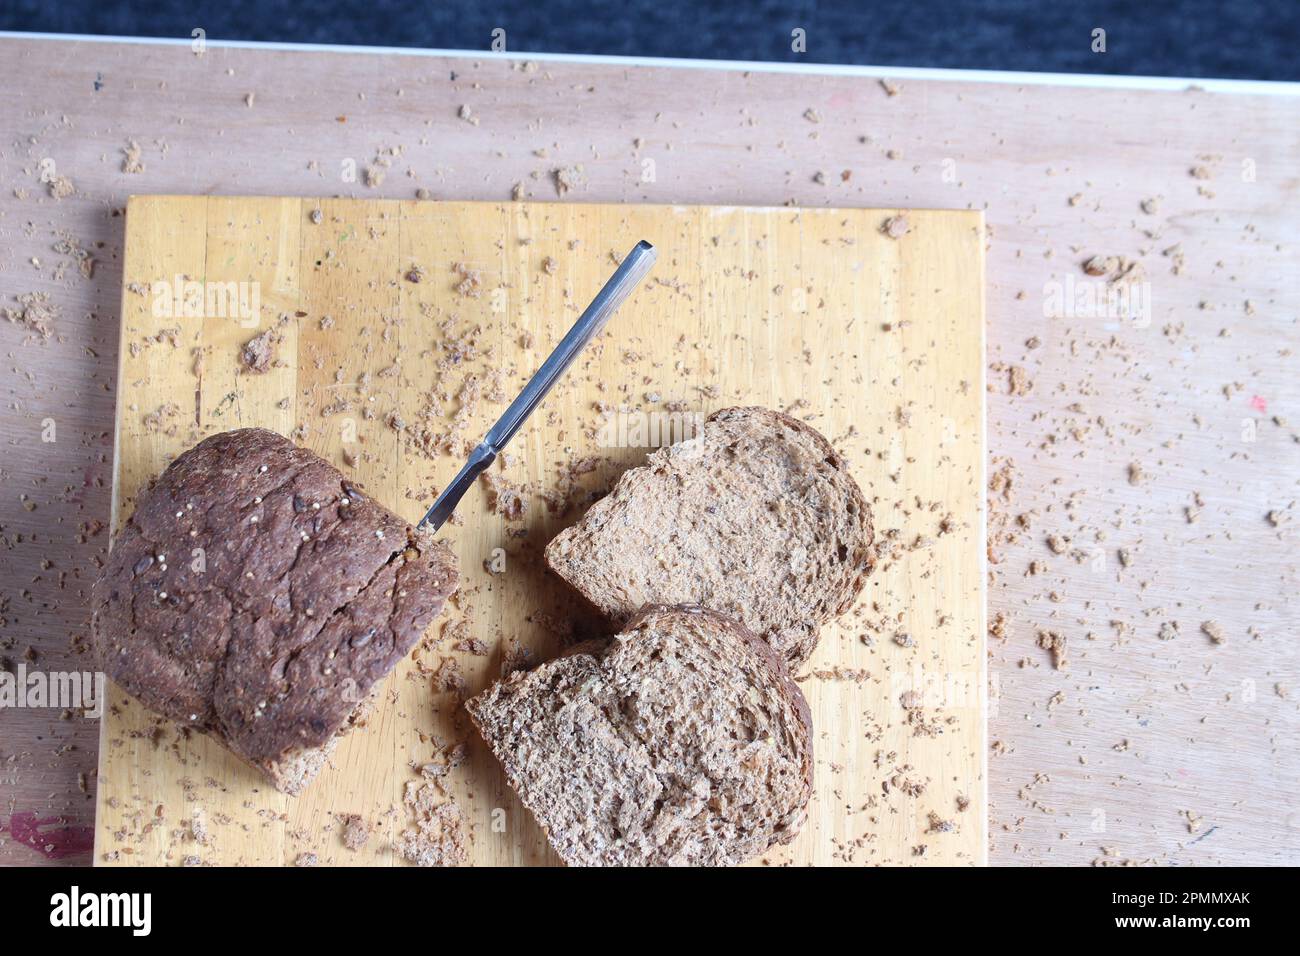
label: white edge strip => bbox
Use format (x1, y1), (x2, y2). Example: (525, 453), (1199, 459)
(2, 30), (1298, 97)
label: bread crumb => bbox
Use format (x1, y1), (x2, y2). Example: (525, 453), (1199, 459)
(1082, 254), (1115, 277)
(339, 813), (371, 850)
(1008, 365), (1032, 396)
(1037, 630), (1067, 670)
(480, 472), (528, 521)
(122, 140), (145, 174)
(552, 165), (586, 196)
(881, 215), (909, 239)
(47, 175), (75, 200)
(240, 330), (278, 373)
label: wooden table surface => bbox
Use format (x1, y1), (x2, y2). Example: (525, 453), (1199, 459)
(0, 35), (1295, 867)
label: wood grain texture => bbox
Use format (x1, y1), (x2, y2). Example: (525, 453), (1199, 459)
(93, 197), (986, 866)
(2, 36), (1295, 868)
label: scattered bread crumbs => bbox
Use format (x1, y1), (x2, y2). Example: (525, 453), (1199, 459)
(4, 292), (58, 340)
(1157, 621), (1180, 641)
(451, 261), (482, 297)
(142, 402), (181, 435)
(926, 812), (954, 833)
(500, 636), (535, 677)
(395, 781), (467, 867)
(454, 636), (489, 655)
(807, 665), (871, 682)
(54, 236), (96, 278)
(1007, 365), (1032, 396)
(431, 656), (466, 695)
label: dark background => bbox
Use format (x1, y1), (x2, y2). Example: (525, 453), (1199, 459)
(1, 0), (1297, 81)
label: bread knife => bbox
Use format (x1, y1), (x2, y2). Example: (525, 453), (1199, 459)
(417, 240), (657, 533)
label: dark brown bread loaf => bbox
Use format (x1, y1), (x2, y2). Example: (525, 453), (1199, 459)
(91, 428), (458, 794)
(545, 406), (873, 667)
(465, 604), (813, 866)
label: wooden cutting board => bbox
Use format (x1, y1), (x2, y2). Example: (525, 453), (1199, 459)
(96, 196), (986, 867)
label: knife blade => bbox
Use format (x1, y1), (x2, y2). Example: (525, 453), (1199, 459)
(417, 240), (658, 533)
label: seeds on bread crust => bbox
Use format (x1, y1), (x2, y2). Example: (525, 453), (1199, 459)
(545, 406), (873, 667)
(465, 604), (813, 866)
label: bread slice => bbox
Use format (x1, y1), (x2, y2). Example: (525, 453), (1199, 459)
(545, 406), (873, 667)
(91, 428), (458, 794)
(465, 604), (813, 867)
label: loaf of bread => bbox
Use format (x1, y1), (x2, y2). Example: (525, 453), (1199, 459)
(545, 406), (873, 667)
(91, 428), (458, 794)
(465, 604), (813, 866)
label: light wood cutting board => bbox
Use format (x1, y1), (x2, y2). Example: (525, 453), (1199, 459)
(95, 196), (986, 867)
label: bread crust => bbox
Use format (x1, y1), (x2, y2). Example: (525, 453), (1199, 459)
(91, 428), (458, 793)
(545, 405), (874, 667)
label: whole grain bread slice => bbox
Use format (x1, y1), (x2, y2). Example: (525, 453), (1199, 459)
(465, 604), (813, 867)
(545, 406), (873, 667)
(91, 428), (458, 794)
